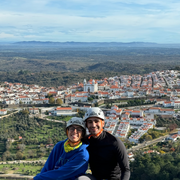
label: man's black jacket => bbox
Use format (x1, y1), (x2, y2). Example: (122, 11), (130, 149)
(84, 131), (130, 180)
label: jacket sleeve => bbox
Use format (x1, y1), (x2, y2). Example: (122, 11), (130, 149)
(33, 151), (88, 180)
(116, 138), (130, 180)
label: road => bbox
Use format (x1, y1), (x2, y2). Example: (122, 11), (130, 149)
(100, 104), (155, 111)
(0, 110), (19, 119)
(0, 159), (46, 165)
(0, 174), (34, 178)
(127, 130), (178, 152)
(162, 75), (170, 88)
(30, 114), (66, 124)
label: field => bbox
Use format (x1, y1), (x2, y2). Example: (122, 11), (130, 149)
(0, 162), (44, 176)
(0, 112), (67, 161)
(46, 116), (72, 121)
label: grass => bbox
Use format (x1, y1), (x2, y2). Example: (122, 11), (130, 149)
(0, 162), (44, 176)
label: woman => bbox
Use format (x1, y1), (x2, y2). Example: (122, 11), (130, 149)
(31, 117), (89, 180)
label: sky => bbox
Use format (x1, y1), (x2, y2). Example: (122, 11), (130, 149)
(0, 0), (180, 43)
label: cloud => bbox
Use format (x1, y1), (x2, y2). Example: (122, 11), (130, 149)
(0, 0), (180, 42)
(0, 32), (16, 39)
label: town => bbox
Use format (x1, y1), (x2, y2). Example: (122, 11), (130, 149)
(0, 69), (180, 178)
(1, 69), (180, 145)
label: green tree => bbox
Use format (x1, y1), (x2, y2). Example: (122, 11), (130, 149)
(47, 93), (53, 98)
(145, 135), (152, 141)
(3, 151), (11, 161)
(49, 97), (55, 104)
(88, 97), (93, 101)
(21, 109), (29, 115)
(47, 137), (53, 144)
(56, 98), (63, 105)
(18, 144), (26, 152)
(16, 151), (23, 160)
(77, 110), (85, 118)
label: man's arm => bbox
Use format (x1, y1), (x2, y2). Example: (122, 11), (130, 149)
(116, 138), (130, 180)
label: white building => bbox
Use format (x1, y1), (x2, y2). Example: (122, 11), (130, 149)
(129, 123), (153, 143)
(104, 120), (118, 134)
(19, 96), (32, 104)
(115, 122), (130, 138)
(128, 152), (135, 161)
(0, 109), (7, 115)
(172, 101), (180, 108)
(144, 107), (175, 115)
(126, 91), (134, 98)
(109, 85), (119, 93)
(75, 95), (88, 102)
(124, 109), (144, 117)
(129, 131), (145, 143)
(29, 108), (39, 114)
(168, 134), (180, 142)
(52, 107), (77, 116)
(83, 79), (98, 92)
(109, 105), (122, 117)
(163, 101), (173, 107)
(121, 117), (156, 126)
(98, 91), (109, 98)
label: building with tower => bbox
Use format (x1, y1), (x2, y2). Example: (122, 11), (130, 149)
(83, 79), (98, 92)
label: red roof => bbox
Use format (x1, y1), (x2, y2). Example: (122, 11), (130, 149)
(49, 91), (57, 94)
(56, 107), (72, 111)
(0, 109), (7, 112)
(110, 85), (119, 89)
(19, 96), (28, 98)
(132, 110), (140, 113)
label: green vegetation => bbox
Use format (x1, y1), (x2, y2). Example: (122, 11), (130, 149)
(156, 115), (180, 129)
(118, 99), (155, 108)
(139, 129), (167, 143)
(130, 150), (180, 180)
(0, 112), (66, 161)
(0, 161), (44, 176)
(56, 98), (63, 105)
(76, 109), (86, 118)
(0, 71), (115, 87)
(0, 109), (87, 176)
(156, 139), (180, 152)
(46, 116), (72, 122)
(0, 45), (180, 86)
(105, 99), (155, 108)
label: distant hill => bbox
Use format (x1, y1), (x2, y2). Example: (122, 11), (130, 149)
(78, 61), (173, 75)
(12, 41), (180, 48)
(14, 41), (160, 47)
(0, 42), (180, 86)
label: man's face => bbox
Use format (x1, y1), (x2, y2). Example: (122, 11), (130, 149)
(86, 117), (104, 135)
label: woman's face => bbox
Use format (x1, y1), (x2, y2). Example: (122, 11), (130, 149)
(67, 125), (83, 143)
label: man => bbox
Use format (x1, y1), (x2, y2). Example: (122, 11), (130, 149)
(83, 107), (130, 180)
